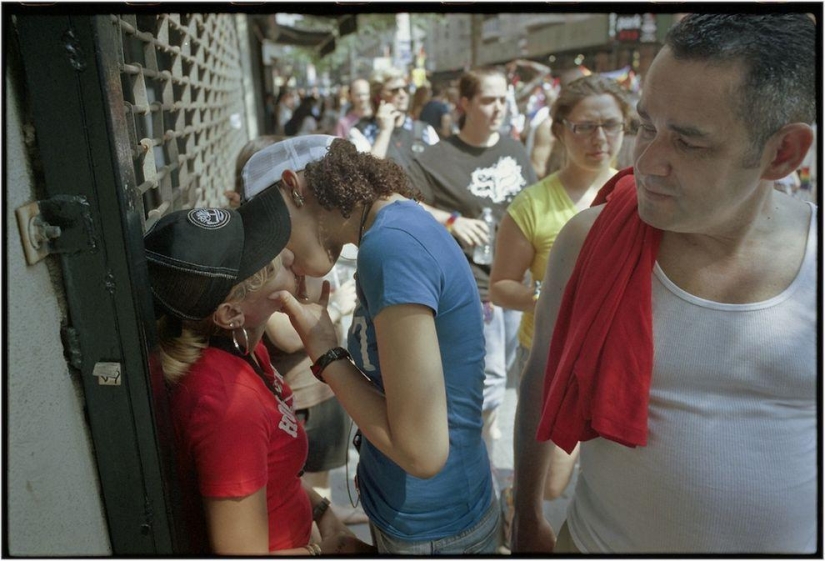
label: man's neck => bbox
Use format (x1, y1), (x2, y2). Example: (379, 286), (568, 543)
(657, 188), (810, 304)
(458, 128), (498, 148)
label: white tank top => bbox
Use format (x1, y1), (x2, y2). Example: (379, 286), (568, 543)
(567, 203), (818, 554)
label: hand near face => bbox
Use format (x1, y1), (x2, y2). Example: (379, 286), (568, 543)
(376, 101), (401, 131)
(272, 281), (340, 361)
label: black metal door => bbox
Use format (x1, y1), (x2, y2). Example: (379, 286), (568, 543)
(12, 10), (248, 554)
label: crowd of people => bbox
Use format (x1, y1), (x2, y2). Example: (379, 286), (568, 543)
(147, 13), (817, 555)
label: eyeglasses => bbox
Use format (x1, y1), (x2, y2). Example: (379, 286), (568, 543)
(563, 120), (624, 136)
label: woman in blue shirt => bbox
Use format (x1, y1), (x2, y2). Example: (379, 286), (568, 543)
(241, 135), (501, 554)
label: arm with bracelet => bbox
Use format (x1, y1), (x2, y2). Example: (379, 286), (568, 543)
(419, 202), (490, 249)
(248, 136), (496, 551)
(300, 484), (374, 555)
(279, 282), (449, 480)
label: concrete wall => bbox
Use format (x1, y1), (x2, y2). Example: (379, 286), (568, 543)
(526, 14), (610, 59)
(5, 42), (111, 556)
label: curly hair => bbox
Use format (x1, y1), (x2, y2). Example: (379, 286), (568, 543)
(302, 138), (421, 219)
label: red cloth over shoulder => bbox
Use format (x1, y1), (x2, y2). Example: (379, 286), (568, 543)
(536, 168), (662, 453)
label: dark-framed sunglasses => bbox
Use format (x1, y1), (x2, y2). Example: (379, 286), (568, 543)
(385, 84), (409, 96)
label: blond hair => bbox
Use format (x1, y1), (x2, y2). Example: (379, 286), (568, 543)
(157, 256), (281, 383)
(369, 66), (406, 112)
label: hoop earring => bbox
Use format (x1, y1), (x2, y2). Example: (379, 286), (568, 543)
(292, 190), (305, 207)
(232, 327), (250, 356)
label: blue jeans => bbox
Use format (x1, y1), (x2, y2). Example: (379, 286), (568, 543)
(481, 303), (522, 411)
(369, 495), (502, 554)
(481, 304), (521, 457)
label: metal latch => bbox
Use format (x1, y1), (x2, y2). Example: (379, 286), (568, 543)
(15, 195), (97, 265)
(93, 362), (122, 386)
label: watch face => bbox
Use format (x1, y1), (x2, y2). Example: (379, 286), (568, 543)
(311, 347), (350, 380)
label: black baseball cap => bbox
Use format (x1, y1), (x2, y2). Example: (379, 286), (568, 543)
(144, 186), (290, 321)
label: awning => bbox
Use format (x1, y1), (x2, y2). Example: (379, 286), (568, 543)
(273, 22), (334, 48)
(250, 14), (356, 57)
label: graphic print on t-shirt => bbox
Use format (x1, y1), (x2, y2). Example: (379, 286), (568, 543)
(271, 370), (299, 438)
(468, 156), (529, 203)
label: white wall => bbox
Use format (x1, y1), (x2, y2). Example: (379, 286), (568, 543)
(5, 53), (111, 556)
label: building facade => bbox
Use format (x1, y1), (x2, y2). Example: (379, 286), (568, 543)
(423, 12), (676, 85)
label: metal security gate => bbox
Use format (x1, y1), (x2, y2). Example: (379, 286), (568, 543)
(113, 13), (248, 224)
(13, 9), (250, 554)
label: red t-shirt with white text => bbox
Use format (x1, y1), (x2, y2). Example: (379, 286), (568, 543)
(170, 343), (310, 552)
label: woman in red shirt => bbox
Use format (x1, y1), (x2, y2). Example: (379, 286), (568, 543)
(144, 187), (372, 555)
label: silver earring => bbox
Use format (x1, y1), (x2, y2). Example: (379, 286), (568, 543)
(232, 327), (250, 356)
(292, 190), (305, 207)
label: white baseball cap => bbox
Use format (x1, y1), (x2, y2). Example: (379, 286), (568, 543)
(242, 134), (335, 199)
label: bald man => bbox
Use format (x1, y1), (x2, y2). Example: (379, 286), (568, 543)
(334, 78), (372, 138)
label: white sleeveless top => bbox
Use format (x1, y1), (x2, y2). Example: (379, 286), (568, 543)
(567, 203), (818, 554)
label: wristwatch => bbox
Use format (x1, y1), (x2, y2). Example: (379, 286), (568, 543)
(312, 497), (331, 522)
(310, 346), (354, 383)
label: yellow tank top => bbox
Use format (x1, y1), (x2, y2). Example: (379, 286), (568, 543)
(506, 170), (615, 348)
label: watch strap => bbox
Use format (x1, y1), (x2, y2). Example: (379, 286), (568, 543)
(312, 497), (331, 522)
(310, 346), (352, 383)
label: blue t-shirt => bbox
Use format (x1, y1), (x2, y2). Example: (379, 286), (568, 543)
(347, 200), (493, 541)
(419, 99), (450, 133)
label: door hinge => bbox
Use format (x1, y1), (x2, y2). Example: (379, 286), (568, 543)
(15, 195), (97, 265)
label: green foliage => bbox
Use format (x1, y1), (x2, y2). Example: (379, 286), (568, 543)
(278, 13), (446, 71)
(355, 13), (398, 35)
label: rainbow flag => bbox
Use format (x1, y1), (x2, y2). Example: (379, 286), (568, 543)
(799, 167), (811, 191)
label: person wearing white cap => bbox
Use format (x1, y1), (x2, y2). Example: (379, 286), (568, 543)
(232, 135), (366, 526)
(144, 187), (373, 555)
(243, 135), (502, 554)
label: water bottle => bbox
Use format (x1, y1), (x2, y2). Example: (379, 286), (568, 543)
(473, 207), (496, 265)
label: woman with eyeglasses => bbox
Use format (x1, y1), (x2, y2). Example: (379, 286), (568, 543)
(489, 75), (632, 527)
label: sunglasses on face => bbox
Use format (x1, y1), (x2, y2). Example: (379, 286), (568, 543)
(385, 84), (409, 96)
(563, 120), (625, 136)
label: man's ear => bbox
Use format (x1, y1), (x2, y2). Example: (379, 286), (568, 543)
(213, 303), (244, 330)
(457, 96), (470, 115)
(761, 123), (814, 181)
